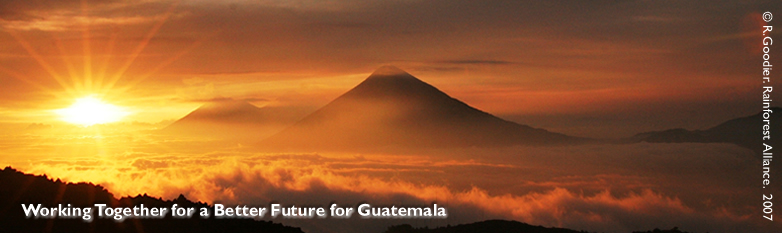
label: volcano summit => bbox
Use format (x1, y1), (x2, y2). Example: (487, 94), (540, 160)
(261, 66), (581, 151)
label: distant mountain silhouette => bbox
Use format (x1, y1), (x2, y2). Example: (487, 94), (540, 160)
(631, 107), (782, 156)
(261, 66), (582, 151)
(161, 99), (308, 140)
(383, 220), (586, 233)
(0, 167), (303, 233)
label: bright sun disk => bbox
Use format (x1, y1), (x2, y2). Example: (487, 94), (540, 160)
(56, 96), (129, 126)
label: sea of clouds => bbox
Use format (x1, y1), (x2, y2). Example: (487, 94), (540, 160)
(0, 131), (776, 233)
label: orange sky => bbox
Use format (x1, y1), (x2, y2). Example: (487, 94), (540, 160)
(0, 0), (778, 137)
(0, 2), (780, 232)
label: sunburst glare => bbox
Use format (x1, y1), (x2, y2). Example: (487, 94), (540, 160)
(55, 95), (129, 126)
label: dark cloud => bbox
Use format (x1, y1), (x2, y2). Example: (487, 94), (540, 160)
(0, 0), (164, 17)
(176, 96), (271, 103)
(438, 60), (515, 65)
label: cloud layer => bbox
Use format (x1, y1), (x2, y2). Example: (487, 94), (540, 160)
(0, 130), (775, 233)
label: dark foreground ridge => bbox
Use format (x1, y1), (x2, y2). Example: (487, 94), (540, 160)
(0, 167), (303, 233)
(1, 167), (697, 233)
(383, 220), (692, 233)
(384, 220), (585, 233)
(631, 107), (782, 156)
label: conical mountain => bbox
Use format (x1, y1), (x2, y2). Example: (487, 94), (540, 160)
(161, 99), (308, 139)
(261, 66), (580, 151)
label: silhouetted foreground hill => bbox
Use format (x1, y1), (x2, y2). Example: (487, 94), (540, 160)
(383, 220), (586, 233)
(631, 227), (692, 233)
(0, 167), (303, 233)
(262, 66), (584, 151)
(632, 107), (782, 156)
(1, 167), (697, 233)
(383, 220), (692, 233)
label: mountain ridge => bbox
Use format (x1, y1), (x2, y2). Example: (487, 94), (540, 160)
(383, 219), (692, 233)
(631, 107), (782, 156)
(161, 99), (309, 140)
(0, 166), (303, 233)
(260, 66), (583, 151)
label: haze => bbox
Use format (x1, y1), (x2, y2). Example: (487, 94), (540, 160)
(0, 1), (780, 233)
(0, 0), (778, 137)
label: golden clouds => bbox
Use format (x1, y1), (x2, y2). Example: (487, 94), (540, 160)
(0, 129), (767, 232)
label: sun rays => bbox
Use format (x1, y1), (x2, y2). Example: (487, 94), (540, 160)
(0, 0), (191, 125)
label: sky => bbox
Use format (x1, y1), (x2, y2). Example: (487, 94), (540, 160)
(0, 0), (778, 137)
(1, 1), (781, 232)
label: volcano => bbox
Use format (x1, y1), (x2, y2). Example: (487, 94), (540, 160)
(261, 66), (581, 151)
(161, 99), (308, 140)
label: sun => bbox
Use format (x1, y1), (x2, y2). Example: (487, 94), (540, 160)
(56, 96), (129, 126)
